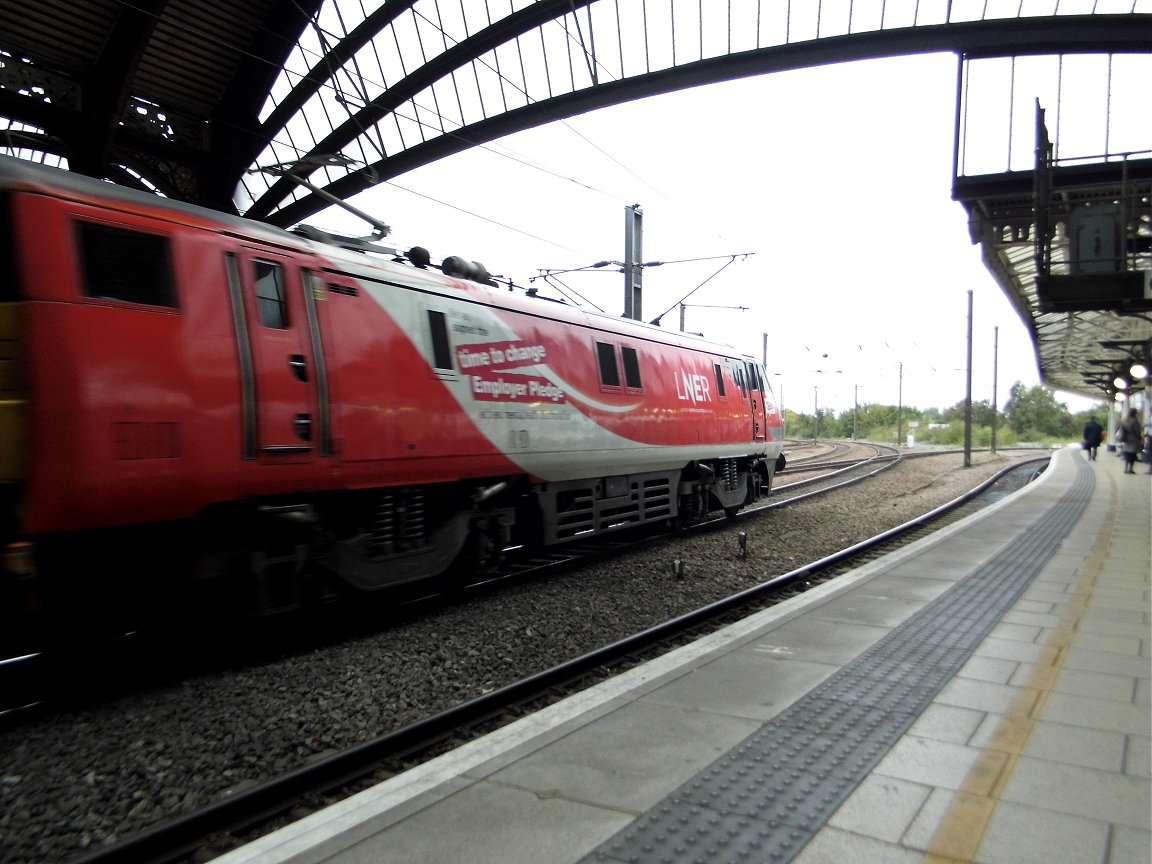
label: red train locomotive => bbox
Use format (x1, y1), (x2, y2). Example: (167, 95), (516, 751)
(0, 155), (783, 648)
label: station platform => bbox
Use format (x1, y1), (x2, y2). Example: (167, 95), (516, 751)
(216, 445), (1151, 864)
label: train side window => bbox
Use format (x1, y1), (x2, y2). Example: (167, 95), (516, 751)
(254, 260), (288, 328)
(596, 341), (620, 387)
(713, 363), (726, 397)
(427, 310), (453, 370)
(78, 222), (175, 307)
(621, 346), (642, 389)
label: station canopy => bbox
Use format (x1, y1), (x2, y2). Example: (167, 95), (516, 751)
(2, 1), (1149, 404)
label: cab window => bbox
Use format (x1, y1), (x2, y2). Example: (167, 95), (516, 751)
(78, 222), (175, 308)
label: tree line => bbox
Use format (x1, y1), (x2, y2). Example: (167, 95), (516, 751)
(783, 382), (1111, 446)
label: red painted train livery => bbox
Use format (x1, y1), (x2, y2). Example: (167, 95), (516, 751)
(0, 155), (783, 647)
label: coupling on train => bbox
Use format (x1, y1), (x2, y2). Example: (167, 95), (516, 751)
(0, 155), (784, 649)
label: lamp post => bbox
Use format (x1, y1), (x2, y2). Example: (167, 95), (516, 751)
(813, 386), (819, 443)
(1108, 391), (1122, 450)
(991, 326), (999, 454)
(964, 290), (973, 468)
(853, 384), (861, 441)
(772, 375), (785, 439)
(896, 362), (904, 447)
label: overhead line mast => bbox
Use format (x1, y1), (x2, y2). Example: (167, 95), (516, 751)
(623, 204), (644, 320)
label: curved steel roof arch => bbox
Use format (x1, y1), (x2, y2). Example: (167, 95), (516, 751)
(0, 0), (1148, 407)
(0, 0), (328, 204)
(242, 5), (1149, 229)
(245, 0), (588, 220)
(2, 2), (1147, 221)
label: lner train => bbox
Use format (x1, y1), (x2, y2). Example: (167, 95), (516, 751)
(0, 155), (784, 648)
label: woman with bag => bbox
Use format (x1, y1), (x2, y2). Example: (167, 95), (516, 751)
(1118, 408), (1142, 474)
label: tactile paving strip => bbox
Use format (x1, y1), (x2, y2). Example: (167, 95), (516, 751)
(588, 460), (1094, 864)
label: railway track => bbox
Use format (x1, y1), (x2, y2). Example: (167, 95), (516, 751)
(0, 440), (892, 717)
(0, 445), (1040, 720)
(53, 451), (1049, 864)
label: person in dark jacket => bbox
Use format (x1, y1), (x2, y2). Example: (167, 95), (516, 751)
(1118, 408), (1142, 474)
(1082, 416), (1103, 461)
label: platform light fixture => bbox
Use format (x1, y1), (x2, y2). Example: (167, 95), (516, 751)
(1131, 362), (1149, 379)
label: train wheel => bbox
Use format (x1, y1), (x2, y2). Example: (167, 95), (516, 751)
(247, 543), (312, 616)
(722, 473), (754, 519)
(443, 507), (514, 588)
(673, 488), (707, 532)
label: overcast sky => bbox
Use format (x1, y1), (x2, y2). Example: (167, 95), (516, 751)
(313, 50), (1148, 416)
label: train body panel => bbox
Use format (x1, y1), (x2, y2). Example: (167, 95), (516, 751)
(0, 155), (784, 642)
(11, 192), (346, 532)
(325, 247), (780, 481)
(305, 264), (524, 482)
(14, 192), (244, 532)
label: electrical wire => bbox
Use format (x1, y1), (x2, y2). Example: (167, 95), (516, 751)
(647, 254), (750, 325)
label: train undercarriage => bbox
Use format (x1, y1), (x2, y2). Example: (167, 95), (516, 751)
(1, 455), (775, 654)
(307, 455), (772, 595)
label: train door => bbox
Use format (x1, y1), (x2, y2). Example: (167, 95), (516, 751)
(227, 249), (320, 458)
(745, 361), (768, 442)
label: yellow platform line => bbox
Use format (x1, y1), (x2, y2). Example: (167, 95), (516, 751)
(922, 473), (1116, 863)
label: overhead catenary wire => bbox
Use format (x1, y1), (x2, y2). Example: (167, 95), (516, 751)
(527, 252), (755, 321)
(648, 254), (753, 325)
(11, 0), (730, 266)
(531, 273), (606, 312)
(534, 252), (755, 279)
(279, 0), (740, 261)
(258, 1), (677, 262)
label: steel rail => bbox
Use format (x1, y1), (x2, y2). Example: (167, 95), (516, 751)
(0, 446), (1042, 719)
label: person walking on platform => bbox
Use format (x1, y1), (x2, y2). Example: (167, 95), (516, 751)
(1118, 408), (1142, 474)
(1082, 415), (1103, 461)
